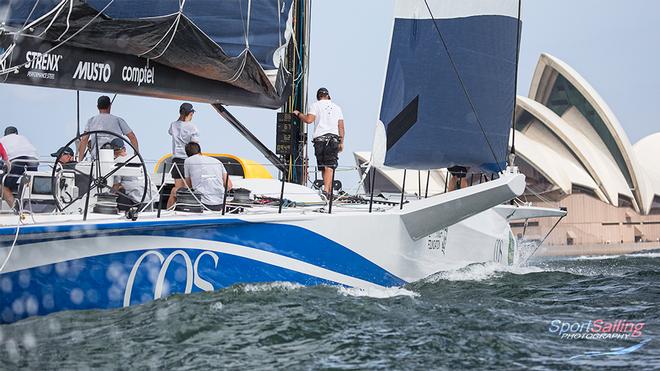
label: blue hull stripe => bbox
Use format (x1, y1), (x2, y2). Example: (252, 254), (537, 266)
(1, 219), (405, 288)
(0, 248), (336, 323)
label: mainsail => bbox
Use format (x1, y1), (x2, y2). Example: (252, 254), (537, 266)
(0, 0), (294, 108)
(376, 0), (521, 172)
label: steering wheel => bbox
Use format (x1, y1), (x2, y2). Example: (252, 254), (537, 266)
(51, 130), (149, 213)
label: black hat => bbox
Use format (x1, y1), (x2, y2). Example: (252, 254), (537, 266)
(316, 87), (330, 99)
(97, 95), (112, 109)
(51, 146), (74, 158)
(179, 102), (195, 115)
(4, 126), (18, 136)
(109, 138), (125, 150)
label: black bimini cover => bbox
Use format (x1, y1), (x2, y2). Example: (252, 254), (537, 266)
(0, 0), (293, 108)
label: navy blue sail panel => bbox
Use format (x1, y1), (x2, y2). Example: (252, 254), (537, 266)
(1, 0), (293, 70)
(380, 0), (520, 172)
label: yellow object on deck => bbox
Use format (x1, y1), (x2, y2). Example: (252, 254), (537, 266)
(154, 153), (272, 179)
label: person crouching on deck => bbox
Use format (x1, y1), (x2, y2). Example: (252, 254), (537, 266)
(183, 142), (232, 211)
(167, 102), (200, 208)
(293, 87), (345, 198)
(110, 138), (148, 211)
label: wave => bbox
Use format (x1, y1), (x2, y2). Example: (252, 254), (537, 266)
(336, 285), (419, 299)
(232, 281), (305, 293)
(421, 262), (545, 283)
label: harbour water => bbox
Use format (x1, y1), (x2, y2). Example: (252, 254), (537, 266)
(0, 251), (658, 369)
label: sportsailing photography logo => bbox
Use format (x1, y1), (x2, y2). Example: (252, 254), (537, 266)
(549, 319), (645, 340)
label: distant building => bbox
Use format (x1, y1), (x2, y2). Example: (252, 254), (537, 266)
(512, 53), (660, 246)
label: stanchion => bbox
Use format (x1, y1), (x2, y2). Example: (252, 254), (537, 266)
(424, 170), (431, 198)
(156, 164), (167, 218)
(400, 169), (407, 210)
(278, 169), (286, 214)
(328, 167), (336, 214)
(369, 167), (376, 213)
(221, 171), (229, 216)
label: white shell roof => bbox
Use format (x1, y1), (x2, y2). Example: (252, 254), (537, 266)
(526, 53), (654, 213)
(517, 96), (634, 209)
(633, 133), (660, 198)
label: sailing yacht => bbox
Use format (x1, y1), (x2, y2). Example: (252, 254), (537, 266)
(0, 0), (561, 324)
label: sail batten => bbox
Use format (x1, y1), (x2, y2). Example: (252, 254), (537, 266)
(378, 0), (520, 172)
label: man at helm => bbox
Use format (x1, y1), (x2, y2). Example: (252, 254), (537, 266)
(293, 87), (345, 197)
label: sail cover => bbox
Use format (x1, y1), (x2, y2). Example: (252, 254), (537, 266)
(0, 0), (294, 108)
(377, 0), (520, 172)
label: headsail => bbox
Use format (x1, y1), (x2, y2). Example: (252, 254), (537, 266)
(376, 0), (520, 172)
(0, 0), (294, 108)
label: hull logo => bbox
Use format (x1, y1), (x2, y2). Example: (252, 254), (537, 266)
(123, 250), (219, 307)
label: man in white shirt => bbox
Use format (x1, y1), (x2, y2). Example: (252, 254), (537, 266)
(0, 126), (39, 208)
(184, 142), (232, 211)
(167, 102), (200, 208)
(110, 138), (155, 210)
(293, 87), (345, 196)
(78, 96), (139, 161)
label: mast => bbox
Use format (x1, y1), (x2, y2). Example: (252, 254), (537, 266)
(282, 0), (311, 185)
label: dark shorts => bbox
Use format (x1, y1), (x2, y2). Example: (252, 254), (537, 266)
(4, 157), (39, 191)
(171, 157), (186, 180)
(313, 134), (340, 170)
(203, 203), (224, 211)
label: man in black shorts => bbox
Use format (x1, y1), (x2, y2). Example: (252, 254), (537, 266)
(167, 103), (199, 208)
(0, 126), (39, 208)
(293, 88), (345, 196)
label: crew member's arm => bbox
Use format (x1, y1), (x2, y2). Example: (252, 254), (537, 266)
(185, 177), (193, 188)
(0, 143), (7, 162)
(126, 131), (139, 153)
(338, 119), (345, 152)
(293, 110), (316, 124)
(78, 133), (89, 161)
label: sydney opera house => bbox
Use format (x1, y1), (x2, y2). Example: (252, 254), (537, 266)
(510, 53), (660, 246)
(356, 53), (660, 247)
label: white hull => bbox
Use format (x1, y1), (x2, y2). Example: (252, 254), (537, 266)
(0, 172), (525, 323)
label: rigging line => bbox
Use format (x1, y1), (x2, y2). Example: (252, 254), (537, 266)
(246, 0), (252, 49)
(277, 0), (282, 46)
(509, 0), (523, 160)
(39, 0), (115, 57)
(138, 13), (182, 58)
(150, 15), (183, 60)
(55, 0), (74, 41)
(16, 0), (41, 39)
(37, 0), (67, 37)
(422, 0), (503, 173)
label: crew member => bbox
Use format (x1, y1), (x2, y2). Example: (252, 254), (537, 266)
(110, 138), (152, 210)
(183, 142), (232, 211)
(0, 126), (39, 208)
(293, 87), (345, 197)
(78, 96), (139, 161)
(51, 146), (75, 165)
(447, 166), (469, 191)
(167, 102), (200, 208)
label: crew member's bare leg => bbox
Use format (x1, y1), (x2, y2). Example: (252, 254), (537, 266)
(167, 179), (184, 209)
(322, 168), (333, 194)
(2, 187), (15, 209)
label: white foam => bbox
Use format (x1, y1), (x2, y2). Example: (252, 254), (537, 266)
(424, 262), (544, 283)
(626, 252), (660, 259)
(337, 285), (419, 299)
(239, 281), (305, 293)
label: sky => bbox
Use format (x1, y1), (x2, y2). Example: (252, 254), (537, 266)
(0, 0), (658, 189)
